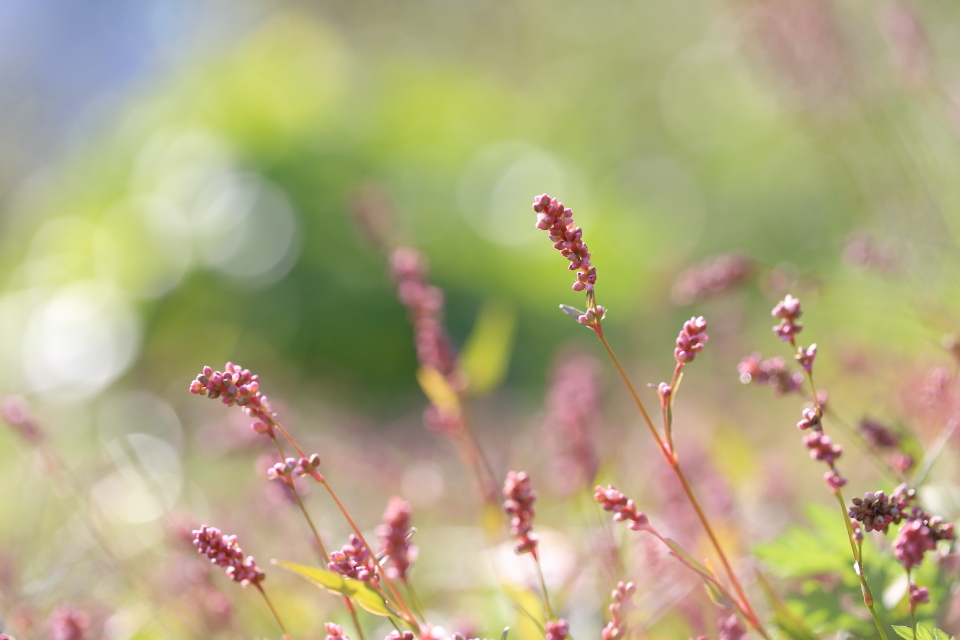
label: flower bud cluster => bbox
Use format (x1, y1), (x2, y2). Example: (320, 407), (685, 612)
(189, 363), (276, 433)
(772, 295), (803, 342)
(328, 534), (379, 583)
(795, 344), (817, 373)
(533, 194), (596, 292)
(593, 485), (649, 530)
(737, 354), (804, 395)
(377, 497), (418, 581)
(326, 622), (351, 640)
(390, 247), (459, 378)
(192, 525), (265, 587)
(503, 471), (539, 554)
(908, 582), (930, 610)
(385, 631), (415, 640)
(601, 581), (636, 640)
(672, 253), (754, 305)
(848, 490), (906, 533)
(674, 317), (709, 364)
(266, 454), (322, 482)
(545, 619), (569, 640)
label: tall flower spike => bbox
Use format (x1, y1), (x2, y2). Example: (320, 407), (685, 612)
(533, 194), (596, 292)
(544, 349), (601, 493)
(193, 525), (265, 587)
(189, 363), (275, 435)
(503, 471), (539, 555)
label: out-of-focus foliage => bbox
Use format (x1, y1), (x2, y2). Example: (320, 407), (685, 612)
(2, 1), (960, 639)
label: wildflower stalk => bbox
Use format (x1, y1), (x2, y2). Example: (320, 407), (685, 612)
(315, 475), (420, 631)
(774, 302), (888, 640)
(533, 193), (767, 638)
(598, 329), (764, 635)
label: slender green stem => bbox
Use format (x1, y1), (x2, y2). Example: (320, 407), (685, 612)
(269, 437), (331, 560)
(532, 552), (555, 620)
(257, 584), (292, 639)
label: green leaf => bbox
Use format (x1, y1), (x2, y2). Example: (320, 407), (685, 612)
(273, 560), (399, 619)
(460, 299), (516, 396)
(892, 625), (915, 640)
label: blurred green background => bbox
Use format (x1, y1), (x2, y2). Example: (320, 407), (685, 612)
(3, 1), (960, 638)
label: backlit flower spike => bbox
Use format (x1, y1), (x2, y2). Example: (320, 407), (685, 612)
(189, 363), (276, 436)
(193, 525), (265, 588)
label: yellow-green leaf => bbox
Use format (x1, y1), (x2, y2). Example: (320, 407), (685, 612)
(460, 299), (516, 396)
(273, 560), (399, 619)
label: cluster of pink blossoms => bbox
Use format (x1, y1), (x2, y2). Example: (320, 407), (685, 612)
(593, 485), (649, 530)
(193, 525), (265, 587)
(674, 316), (709, 364)
(533, 194), (596, 292)
(893, 512), (954, 571)
(328, 534), (379, 584)
(601, 581), (636, 640)
(502, 471), (539, 555)
(189, 363), (275, 434)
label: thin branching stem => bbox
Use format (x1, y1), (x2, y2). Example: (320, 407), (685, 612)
(594, 323), (768, 638)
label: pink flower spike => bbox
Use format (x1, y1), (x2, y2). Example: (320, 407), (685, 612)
(533, 194), (596, 293)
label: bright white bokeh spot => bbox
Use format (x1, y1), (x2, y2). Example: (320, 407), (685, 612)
(98, 391), (184, 451)
(459, 142), (585, 248)
(23, 280), (140, 401)
(192, 172), (300, 285)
